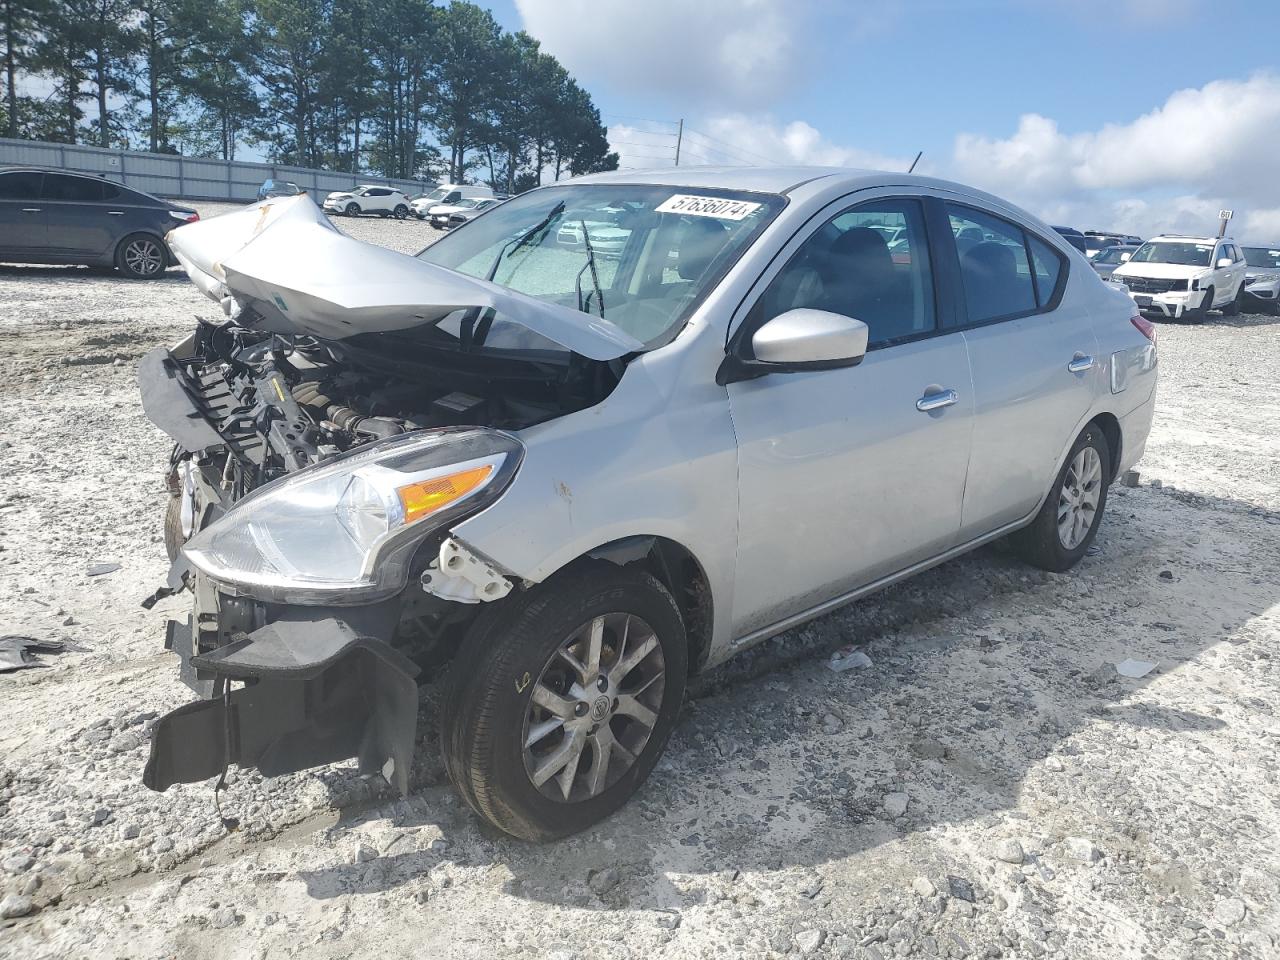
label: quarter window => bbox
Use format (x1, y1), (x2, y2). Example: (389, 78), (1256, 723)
(947, 204), (1036, 323)
(1028, 235), (1064, 306)
(749, 198), (936, 347)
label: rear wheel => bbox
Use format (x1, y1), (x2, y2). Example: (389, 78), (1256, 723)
(344, 202), (360, 216)
(115, 234), (166, 279)
(1010, 425), (1111, 573)
(440, 565), (687, 841)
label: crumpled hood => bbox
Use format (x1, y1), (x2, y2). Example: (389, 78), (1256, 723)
(165, 194), (644, 361)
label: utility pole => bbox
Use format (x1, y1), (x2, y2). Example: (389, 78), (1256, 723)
(674, 118), (683, 167)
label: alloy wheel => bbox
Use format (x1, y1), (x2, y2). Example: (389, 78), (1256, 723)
(124, 239), (163, 276)
(522, 612), (665, 803)
(1057, 446), (1102, 549)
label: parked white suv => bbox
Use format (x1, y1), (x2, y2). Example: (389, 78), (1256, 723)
(411, 183), (495, 219)
(322, 185), (412, 219)
(1111, 235), (1248, 321)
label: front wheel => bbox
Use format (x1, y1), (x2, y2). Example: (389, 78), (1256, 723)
(1010, 425), (1111, 573)
(393, 204), (409, 219)
(1187, 286), (1213, 323)
(440, 565), (687, 841)
(344, 202), (360, 216)
(1221, 282), (1243, 316)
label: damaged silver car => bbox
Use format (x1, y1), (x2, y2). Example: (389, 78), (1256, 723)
(140, 168), (1157, 840)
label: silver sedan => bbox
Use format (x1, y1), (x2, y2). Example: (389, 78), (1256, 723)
(142, 168), (1158, 842)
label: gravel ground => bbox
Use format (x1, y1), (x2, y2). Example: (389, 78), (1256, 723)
(1, 203), (1278, 960)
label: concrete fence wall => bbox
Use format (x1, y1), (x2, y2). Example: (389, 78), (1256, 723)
(0, 138), (427, 202)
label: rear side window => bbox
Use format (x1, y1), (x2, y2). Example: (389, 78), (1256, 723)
(948, 204), (1036, 323)
(0, 171), (43, 199)
(42, 173), (104, 202)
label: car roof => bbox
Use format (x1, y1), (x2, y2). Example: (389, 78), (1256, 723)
(570, 164), (1025, 201)
(1240, 241), (1280, 248)
(0, 165), (182, 206)
(1150, 234), (1231, 242)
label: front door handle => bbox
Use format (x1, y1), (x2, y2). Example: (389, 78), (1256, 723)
(21, 207), (41, 213)
(916, 388), (959, 412)
(107, 210), (124, 216)
(1068, 354), (1095, 373)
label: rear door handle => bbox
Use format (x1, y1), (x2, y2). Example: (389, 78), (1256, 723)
(107, 210), (124, 216)
(21, 207), (40, 213)
(916, 388), (959, 412)
(1068, 354), (1094, 373)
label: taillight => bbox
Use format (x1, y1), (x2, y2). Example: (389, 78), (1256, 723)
(169, 210), (200, 224)
(1130, 314), (1156, 343)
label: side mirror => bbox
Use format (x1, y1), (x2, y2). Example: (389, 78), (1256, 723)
(717, 308), (869, 385)
(1120, 252), (1132, 262)
(1216, 257), (1233, 268)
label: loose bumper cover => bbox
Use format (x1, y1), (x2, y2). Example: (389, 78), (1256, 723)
(144, 613), (420, 795)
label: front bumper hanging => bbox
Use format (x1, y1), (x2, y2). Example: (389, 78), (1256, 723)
(144, 615), (420, 795)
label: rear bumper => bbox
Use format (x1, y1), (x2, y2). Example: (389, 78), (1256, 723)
(144, 581), (419, 795)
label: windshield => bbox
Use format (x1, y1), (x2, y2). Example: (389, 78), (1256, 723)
(417, 183), (786, 347)
(1129, 240), (1214, 266)
(423, 187), (452, 203)
(1243, 246), (1280, 269)
(1093, 246), (1132, 264)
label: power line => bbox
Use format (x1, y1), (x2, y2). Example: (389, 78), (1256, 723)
(601, 113), (680, 128)
(682, 127), (781, 165)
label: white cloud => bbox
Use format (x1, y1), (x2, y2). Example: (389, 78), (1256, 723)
(514, 0), (807, 108)
(947, 72), (1280, 238)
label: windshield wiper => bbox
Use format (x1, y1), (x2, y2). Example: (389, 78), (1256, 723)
(574, 220), (606, 318)
(486, 200), (565, 282)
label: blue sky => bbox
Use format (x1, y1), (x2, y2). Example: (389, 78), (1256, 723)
(505, 0), (1280, 239)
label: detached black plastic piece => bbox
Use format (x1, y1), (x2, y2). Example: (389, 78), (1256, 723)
(144, 618), (420, 795)
(138, 347), (225, 453)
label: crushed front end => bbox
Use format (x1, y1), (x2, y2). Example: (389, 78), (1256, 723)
(138, 195), (626, 797)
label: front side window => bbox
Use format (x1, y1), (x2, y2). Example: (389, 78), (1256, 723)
(1130, 241), (1213, 267)
(0, 171), (42, 199)
(748, 198), (936, 347)
(947, 204), (1036, 323)
(418, 183), (785, 348)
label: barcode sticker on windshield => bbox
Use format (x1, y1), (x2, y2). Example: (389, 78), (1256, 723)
(655, 194), (762, 221)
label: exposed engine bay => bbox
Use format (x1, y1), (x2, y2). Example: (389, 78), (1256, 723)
(157, 316), (617, 508)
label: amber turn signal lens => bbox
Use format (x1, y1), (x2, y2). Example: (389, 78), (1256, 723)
(397, 464), (493, 524)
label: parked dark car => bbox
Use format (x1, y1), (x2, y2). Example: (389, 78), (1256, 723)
(1052, 225), (1089, 255)
(256, 179), (304, 201)
(0, 167), (199, 278)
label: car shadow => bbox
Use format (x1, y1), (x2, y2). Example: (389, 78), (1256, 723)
(0, 263), (187, 283)
(296, 482), (1278, 913)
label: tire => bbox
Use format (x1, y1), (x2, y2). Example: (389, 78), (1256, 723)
(393, 204), (409, 219)
(115, 234), (166, 279)
(344, 202), (360, 216)
(1010, 424), (1111, 573)
(1187, 286), (1213, 323)
(440, 564), (688, 842)
(1221, 282), (1243, 317)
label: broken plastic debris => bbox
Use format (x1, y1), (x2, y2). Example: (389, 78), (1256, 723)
(0, 635), (67, 673)
(828, 645), (873, 672)
(1115, 658), (1157, 679)
(87, 563), (121, 577)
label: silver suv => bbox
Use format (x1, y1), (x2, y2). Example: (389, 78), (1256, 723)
(140, 169), (1158, 840)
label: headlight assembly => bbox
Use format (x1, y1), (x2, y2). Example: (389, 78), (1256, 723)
(182, 428), (522, 604)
